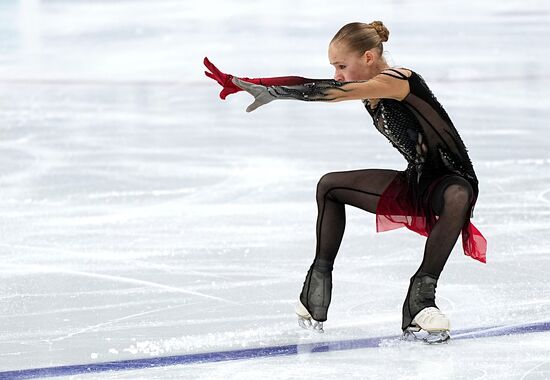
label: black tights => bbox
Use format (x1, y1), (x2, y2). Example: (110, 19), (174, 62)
(314, 169), (473, 278)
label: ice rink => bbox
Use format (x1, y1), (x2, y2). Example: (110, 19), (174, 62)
(1, 0), (550, 378)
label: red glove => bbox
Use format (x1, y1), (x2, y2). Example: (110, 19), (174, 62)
(204, 57), (310, 100)
(204, 57), (240, 99)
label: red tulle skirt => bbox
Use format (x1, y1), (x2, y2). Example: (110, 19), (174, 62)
(375, 172), (487, 263)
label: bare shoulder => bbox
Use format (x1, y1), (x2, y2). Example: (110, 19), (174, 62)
(380, 67), (412, 78)
(393, 68), (412, 77)
(372, 67), (412, 101)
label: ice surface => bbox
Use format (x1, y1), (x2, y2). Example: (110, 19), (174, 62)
(1, 0), (550, 379)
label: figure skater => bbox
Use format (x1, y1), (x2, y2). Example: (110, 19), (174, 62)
(204, 21), (487, 343)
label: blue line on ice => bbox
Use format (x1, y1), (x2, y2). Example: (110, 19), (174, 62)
(1, 321), (549, 379)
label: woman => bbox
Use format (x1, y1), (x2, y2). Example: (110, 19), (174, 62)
(204, 21), (487, 344)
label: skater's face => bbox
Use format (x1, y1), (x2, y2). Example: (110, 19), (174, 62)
(329, 41), (380, 82)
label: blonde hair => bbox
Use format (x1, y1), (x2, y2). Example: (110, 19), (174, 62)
(331, 21), (389, 55)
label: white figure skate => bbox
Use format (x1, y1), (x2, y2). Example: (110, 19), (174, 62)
(402, 307), (451, 344)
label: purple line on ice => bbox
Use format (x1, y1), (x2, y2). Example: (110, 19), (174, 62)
(1, 321), (549, 379)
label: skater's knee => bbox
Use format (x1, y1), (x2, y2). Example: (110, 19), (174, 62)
(432, 176), (473, 215)
(443, 183), (473, 214)
(316, 172), (340, 200)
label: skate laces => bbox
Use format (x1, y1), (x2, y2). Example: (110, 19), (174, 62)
(415, 307), (446, 324)
(414, 275), (437, 302)
(418, 282), (435, 301)
(421, 307), (443, 317)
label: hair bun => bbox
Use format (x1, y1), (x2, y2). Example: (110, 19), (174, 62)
(370, 20), (389, 42)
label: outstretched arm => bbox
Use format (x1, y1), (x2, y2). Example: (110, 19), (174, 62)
(204, 57), (316, 99)
(232, 73), (410, 112)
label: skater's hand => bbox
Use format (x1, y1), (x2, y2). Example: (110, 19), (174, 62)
(231, 77), (276, 112)
(203, 57), (242, 100)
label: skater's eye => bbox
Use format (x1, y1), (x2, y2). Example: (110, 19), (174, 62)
(338, 65), (346, 70)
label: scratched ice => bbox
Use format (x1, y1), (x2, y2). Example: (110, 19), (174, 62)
(1, 0), (550, 379)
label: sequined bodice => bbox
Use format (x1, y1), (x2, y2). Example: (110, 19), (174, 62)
(364, 99), (423, 167)
(364, 71), (478, 191)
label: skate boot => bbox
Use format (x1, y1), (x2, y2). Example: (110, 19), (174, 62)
(401, 272), (450, 344)
(295, 259), (333, 333)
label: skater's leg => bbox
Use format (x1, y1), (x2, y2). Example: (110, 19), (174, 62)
(314, 169), (398, 263)
(402, 176), (473, 331)
(421, 176), (474, 277)
(299, 169), (397, 322)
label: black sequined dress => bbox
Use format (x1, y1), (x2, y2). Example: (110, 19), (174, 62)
(365, 69), (486, 262)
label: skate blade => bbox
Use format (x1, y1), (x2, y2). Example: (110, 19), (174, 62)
(424, 331), (450, 344)
(401, 328), (420, 342)
(401, 328), (450, 344)
(297, 315), (324, 333)
(295, 301), (324, 333)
